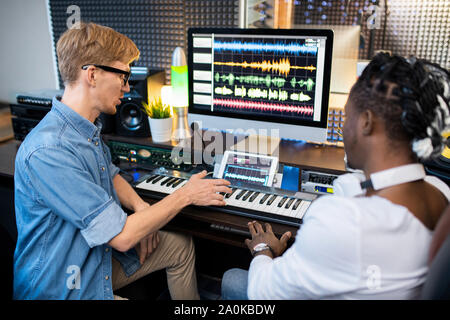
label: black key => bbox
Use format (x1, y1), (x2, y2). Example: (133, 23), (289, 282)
(235, 189), (247, 200)
(151, 175), (164, 184)
(277, 196), (288, 208)
(259, 193), (270, 204)
(292, 199), (303, 210)
(285, 198), (295, 209)
(145, 175), (158, 183)
(242, 190), (254, 201)
(266, 194), (278, 205)
(166, 178), (179, 187)
(160, 176), (173, 186)
(225, 188), (237, 198)
(249, 192), (260, 202)
(171, 178), (186, 188)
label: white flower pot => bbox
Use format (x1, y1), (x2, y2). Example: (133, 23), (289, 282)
(148, 117), (173, 142)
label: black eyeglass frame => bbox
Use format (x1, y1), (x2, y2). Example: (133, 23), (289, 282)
(81, 64), (131, 86)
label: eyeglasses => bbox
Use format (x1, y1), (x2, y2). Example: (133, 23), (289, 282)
(81, 64), (131, 86)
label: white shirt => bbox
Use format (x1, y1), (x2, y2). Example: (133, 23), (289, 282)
(248, 177), (450, 300)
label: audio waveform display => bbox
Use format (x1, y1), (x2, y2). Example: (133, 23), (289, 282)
(213, 98), (314, 115)
(214, 73), (316, 91)
(213, 40), (318, 56)
(214, 58), (316, 77)
(223, 163), (271, 186)
(192, 34), (322, 122)
(215, 73), (286, 88)
(214, 85), (312, 102)
(223, 172), (267, 184)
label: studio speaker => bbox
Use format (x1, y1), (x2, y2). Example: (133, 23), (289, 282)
(115, 97), (150, 137)
(113, 69), (165, 138)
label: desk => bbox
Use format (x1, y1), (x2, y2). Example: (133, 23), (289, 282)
(0, 136), (346, 248)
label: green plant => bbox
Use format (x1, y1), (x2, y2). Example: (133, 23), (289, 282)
(143, 97), (171, 119)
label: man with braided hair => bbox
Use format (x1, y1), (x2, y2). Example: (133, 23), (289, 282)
(221, 53), (450, 300)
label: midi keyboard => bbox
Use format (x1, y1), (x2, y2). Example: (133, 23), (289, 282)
(134, 168), (317, 227)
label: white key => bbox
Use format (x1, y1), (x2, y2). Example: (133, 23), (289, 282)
(290, 199), (304, 218)
(225, 189), (245, 207)
(151, 176), (173, 193)
(247, 192), (266, 211)
(297, 201), (311, 219)
(136, 175), (164, 192)
(239, 191), (256, 209)
(277, 198), (297, 218)
(273, 196), (290, 216)
(264, 195), (283, 215)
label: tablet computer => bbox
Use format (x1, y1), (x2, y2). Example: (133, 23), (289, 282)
(217, 151), (279, 187)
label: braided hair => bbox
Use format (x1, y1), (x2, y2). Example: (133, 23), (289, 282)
(349, 52), (450, 161)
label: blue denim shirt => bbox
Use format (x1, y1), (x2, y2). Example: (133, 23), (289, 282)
(13, 97), (141, 300)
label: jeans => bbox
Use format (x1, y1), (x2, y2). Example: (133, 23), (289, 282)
(221, 268), (249, 300)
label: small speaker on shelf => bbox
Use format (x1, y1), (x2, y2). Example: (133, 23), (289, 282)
(114, 67), (152, 138)
(115, 97), (150, 137)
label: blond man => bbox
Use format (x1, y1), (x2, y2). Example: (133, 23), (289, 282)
(13, 22), (231, 300)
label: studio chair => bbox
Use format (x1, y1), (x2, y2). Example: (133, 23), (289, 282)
(421, 204), (450, 300)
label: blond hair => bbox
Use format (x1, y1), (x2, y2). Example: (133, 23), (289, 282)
(56, 22), (140, 85)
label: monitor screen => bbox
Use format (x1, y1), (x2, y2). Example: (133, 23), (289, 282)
(187, 28), (334, 142)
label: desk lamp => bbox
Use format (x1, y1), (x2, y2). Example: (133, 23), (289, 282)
(170, 47), (191, 140)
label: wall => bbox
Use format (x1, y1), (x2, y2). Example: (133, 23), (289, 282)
(0, 0), (58, 104)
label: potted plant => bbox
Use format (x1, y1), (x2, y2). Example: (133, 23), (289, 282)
(143, 97), (173, 142)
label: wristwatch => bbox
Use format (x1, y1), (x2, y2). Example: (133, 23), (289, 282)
(251, 243), (273, 257)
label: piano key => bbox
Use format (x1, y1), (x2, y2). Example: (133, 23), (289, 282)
(173, 179), (187, 190)
(259, 193), (270, 204)
(266, 194), (278, 206)
(225, 188), (237, 198)
(297, 201), (311, 219)
(247, 193), (266, 211)
(285, 197), (295, 209)
(249, 192), (260, 202)
(242, 190), (254, 201)
(235, 189), (247, 200)
(277, 196), (288, 208)
(145, 175), (159, 183)
(160, 176), (174, 186)
(224, 188), (245, 207)
(281, 198), (302, 218)
(262, 195), (282, 215)
(166, 177), (179, 187)
(292, 199), (303, 210)
(151, 175), (165, 184)
(291, 200), (307, 219)
(152, 177), (174, 194)
(171, 178), (185, 188)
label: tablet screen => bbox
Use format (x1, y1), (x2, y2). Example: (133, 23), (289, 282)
(220, 151), (278, 187)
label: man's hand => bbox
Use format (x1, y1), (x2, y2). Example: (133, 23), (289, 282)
(136, 231), (160, 265)
(179, 170), (232, 206)
(245, 221), (291, 258)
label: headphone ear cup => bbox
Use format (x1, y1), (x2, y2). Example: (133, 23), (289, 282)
(333, 172), (367, 197)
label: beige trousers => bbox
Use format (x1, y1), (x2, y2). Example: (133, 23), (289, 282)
(112, 230), (200, 300)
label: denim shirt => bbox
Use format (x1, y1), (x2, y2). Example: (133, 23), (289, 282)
(13, 97), (140, 300)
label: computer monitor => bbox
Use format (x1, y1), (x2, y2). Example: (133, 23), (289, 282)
(187, 28), (333, 143)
